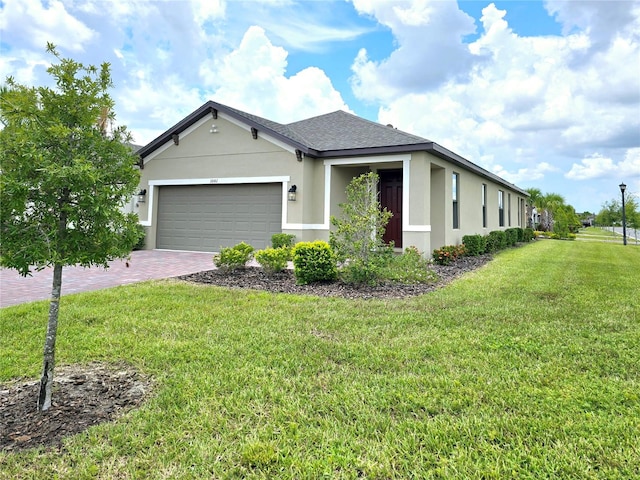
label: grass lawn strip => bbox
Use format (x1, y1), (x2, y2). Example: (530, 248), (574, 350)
(1, 240), (639, 479)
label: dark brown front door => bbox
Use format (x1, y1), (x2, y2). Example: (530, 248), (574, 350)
(379, 169), (402, 247)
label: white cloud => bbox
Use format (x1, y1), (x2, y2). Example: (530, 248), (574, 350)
(207, 1), (371, 53)
(0, 0), (95, 52)
(200, 26), (350, 122)
(192, 0), (226, 25)
(619, 148), (640, 178)
(492, 162), (558, 185)
(566, 149), (640, 180)
(118, 71), (205, 145)
(565, 153), (615, 180)
(0, 50), (50, 85)
(544, 0), (639, 55)
(350, 0), (476, 101)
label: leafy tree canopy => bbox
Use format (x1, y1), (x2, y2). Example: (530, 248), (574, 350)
(596, 194), (640, 229)
(0, 43), (141, 276)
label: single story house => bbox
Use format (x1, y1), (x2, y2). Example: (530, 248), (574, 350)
(134, 100), (529, 254)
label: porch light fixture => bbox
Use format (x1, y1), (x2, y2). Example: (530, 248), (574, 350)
(209, 124), (218, 133)
(288, 185), (297, 202)
(620, 182), (627, 246)
(137, 189), (147, 203)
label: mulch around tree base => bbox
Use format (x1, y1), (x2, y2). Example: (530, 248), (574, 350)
(1, 255), (491, 454)
(1, 363), (152, 453)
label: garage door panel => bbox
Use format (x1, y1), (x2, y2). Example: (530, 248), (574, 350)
(156, 184), (282, 251)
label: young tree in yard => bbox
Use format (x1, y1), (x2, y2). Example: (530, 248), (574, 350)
(595, 199), (620, 228)
(330, 172), (393, 285)
(0, 44), (141, 411)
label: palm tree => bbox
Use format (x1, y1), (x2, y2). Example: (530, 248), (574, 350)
(525, 188), (543, 228)
(542, 193), (566, 231)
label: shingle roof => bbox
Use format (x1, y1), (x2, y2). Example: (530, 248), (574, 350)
(286, 111), (430, 151)
(137, 100), (528, 196)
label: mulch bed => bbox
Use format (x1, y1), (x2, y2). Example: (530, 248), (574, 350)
(178, 254), (493, 300)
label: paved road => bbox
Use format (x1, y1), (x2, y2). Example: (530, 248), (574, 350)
(0, 250), (216, 308)
(611, 226), (639, 244)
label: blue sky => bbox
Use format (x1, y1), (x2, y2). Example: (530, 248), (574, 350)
(1, 0), (639, 213)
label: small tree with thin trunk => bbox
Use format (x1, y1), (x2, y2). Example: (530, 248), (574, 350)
(0, 44), (141, 411)
(330, 172), (393, 285)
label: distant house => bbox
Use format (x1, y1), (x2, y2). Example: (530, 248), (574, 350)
(581, 214), (595, 228)
(134, 101), (529, 253)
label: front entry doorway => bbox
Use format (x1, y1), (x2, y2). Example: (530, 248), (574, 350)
(379, 169), (402, 248)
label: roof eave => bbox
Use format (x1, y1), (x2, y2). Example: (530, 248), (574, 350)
(429, 143), (530, 196)
(310, 143), (434, 159)
(310, 143), (529, 196)
(138, 101), (309, 159)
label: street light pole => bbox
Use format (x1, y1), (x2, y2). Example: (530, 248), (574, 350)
(619, 182), (627, 246)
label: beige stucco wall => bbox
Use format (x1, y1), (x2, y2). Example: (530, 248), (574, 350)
(136, 114), (303, 248)
(425, 154), (528, 250)
(136, 115), (527, 255)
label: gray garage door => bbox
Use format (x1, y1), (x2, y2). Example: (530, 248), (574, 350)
(156, 184), (282, 251)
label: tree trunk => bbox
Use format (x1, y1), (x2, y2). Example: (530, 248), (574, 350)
(38, 263), (62, 412)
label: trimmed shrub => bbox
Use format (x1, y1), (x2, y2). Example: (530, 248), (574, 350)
(271, 233), (296, 260)
(132, 224), (146, 250)
(486, 230), (507, 253)
(385, 246), (437, 284)
(213, 242), (254, 272)
(271, 233), (295, 250)
(255, 247), (290, 274)
(292, 241), (338, 285)
(523, 228), (534, 242)
(505, 228), (519, 247)
(462, 234), (486, 256)
(433, 244), (466, 266)
(515, 227), (525, 243)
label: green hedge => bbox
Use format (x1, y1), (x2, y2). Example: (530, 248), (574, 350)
(462, 234), (486, 256)
(292, 241), (338, 285)
(523, 228), (535, 242)
(486, 231), (507, 253)
(505, 228), (519, 247)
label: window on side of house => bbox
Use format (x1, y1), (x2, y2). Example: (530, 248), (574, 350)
(508, 193), (512, 226)
(518, 198), (524, 227)
(453, 173), (460, 229)
(498, 190), (504, 227)
(482, 184), (487, 228)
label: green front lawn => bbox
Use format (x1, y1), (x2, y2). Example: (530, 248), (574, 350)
(576, 226), (630, 243)
(1, 240), (639, 479)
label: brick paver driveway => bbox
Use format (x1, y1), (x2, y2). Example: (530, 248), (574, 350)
(0, 250), (216, 308)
